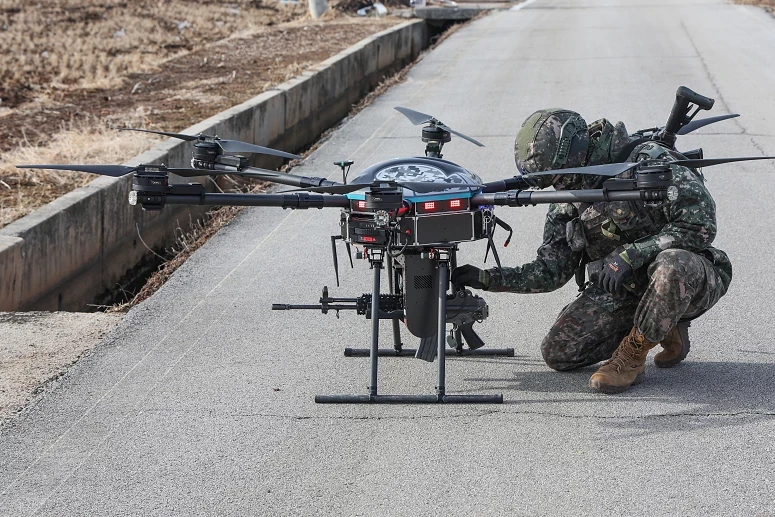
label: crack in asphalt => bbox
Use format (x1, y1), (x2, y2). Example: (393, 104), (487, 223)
(138, 408), (775, 421)
(681, 21), (774, 169)
(680, 21), (736, 124)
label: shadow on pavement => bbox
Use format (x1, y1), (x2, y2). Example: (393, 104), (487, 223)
(461, 361), (775, 435)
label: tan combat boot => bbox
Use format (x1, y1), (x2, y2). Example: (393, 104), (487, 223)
(589, 327), (660, 394)
(654, 321), (691, 368)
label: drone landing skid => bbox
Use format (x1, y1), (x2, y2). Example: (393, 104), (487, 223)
(343, 348), (515, 357)
(314, 249), (503, 405)
(315, 394), (502, 404)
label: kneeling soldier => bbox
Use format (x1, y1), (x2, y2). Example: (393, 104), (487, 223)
(452, 109), (732, 393)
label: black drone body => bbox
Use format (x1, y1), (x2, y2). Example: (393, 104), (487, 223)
(342, 157), (485, 246)
(17, 87), (775, 405)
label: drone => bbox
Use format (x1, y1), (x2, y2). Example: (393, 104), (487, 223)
(19, 86), (775, 404)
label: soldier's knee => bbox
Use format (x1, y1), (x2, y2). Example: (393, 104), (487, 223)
(650, 249), (693, 280)
(541, 335), (577, 371)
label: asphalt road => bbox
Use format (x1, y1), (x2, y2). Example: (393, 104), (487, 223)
(2, 0), (775, 515)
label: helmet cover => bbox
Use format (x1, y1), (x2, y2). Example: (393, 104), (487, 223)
(515, 109), (590, 189)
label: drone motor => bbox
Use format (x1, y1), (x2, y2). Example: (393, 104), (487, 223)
(421, 125), (451, 144)
(130, 167), (170, 211)
(635, 162), (674, 189)
(192, 141), (221, 163)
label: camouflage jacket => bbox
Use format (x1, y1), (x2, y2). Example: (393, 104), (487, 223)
(486, 130), (733, 311)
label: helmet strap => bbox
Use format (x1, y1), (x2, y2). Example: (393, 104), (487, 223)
(552, 115), (587, 168)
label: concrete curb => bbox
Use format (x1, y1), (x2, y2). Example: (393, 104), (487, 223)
(0, 20), (430, 311)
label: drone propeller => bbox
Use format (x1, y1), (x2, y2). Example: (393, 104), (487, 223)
(17, 164), (222, 178)
(524, 162), (640, 178)
(394, 106), (485, 147)
(394, 106), (437, 125)
(224, 167), (306, 181)
(674, 156), (775, 169)
(524, 155), (775, 179)
(677, 114), (739, 135)
(114, 127), (303, 160)
(17, 164), (136, 177)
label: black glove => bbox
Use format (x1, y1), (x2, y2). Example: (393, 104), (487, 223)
(451, 265), (490, 290)
(598, 247), (634, 296)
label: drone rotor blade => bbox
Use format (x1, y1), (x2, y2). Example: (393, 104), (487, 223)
(116, 127), (301, 160)
(233, 168), (286, 180)
(523, 156), (775, 180)
(216, 140), (302, 160)
(394, 106), (434, 125)
(675, 156), (775, 169)
(525, 162), (640, 178)
(16, 164), (136, 177)
(165, 167), (230, 178)
(115, 127), (199, 141)
(395, 107), (485, 148)
(439, 124), (485, 147)
(284, 181), (479, 195)
(677, 114), (740, 135)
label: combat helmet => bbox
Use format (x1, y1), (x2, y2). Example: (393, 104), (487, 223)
(515, 109), (590, 189)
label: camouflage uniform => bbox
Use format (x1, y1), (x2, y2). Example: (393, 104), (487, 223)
(488, 121), (733, 371)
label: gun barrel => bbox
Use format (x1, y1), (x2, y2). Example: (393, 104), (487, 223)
(271, 303), (359, 310)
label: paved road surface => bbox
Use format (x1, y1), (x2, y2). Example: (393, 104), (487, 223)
(2, 0), (775, 514)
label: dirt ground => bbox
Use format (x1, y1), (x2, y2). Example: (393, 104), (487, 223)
(0, 311), (122, 424)
(0, 1), (400, 227)
(737, 0), (775, 13)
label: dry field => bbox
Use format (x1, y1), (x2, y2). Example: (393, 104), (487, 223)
(0, 0), (400, 228)
(737, 0), (775, 13)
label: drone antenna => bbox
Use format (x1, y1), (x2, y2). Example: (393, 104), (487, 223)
(335, 160), (354, 184)
(345, 242), (354, 269)
(482, 222), (503, 272)
(331, 235), (342, 287)
(495, 217), (513, 247)
(487, 231), (503, 271)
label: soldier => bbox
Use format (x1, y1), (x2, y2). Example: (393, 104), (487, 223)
(451, 109), (732, 393)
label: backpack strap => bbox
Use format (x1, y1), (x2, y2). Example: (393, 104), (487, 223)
(574, 202), (592, 292)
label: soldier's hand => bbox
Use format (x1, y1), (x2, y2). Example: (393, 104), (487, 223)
(598, 247), (634, 296)
(451, 265), (490, 290)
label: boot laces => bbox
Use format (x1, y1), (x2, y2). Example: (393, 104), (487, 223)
(605, 336), (645, 372)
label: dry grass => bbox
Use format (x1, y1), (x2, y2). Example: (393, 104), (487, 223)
(0, 0), (306, 107)
(0, 0), (304, 228)
(0, 122), (158, 227)
(0, 1), (396, 230)
(737, 0), (775, 13)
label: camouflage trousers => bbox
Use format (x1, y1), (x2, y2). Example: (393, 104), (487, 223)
(541, 249), (729, 371)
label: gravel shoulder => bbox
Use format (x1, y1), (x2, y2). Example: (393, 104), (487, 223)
(0, 312), (122, 425)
